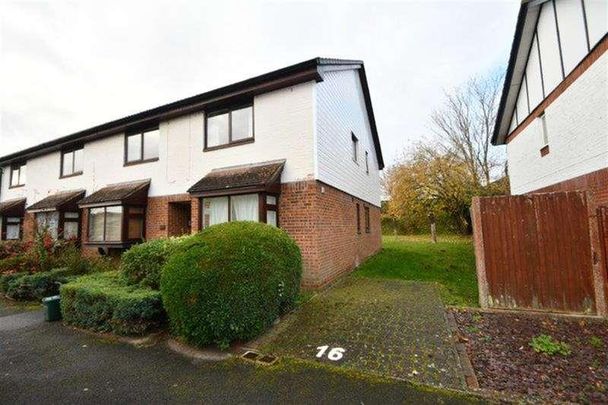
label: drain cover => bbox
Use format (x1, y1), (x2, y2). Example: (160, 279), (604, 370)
(241, 351), (260, 361)
(257, 354), (278, 365)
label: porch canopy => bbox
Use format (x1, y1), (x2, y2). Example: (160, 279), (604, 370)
(78, 179), (150, 208)
(0, 198), (26, 217)
(27, 190), (85, 213)
(187, 160), (285, 197)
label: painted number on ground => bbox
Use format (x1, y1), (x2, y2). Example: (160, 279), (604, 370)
(316, 346), (345, 361)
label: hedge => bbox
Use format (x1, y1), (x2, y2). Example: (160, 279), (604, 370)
(121, 237), (189, 289)
(60, 272), (165, 336)
(3, 267), (74, 301)
(161, 221), (302, 348)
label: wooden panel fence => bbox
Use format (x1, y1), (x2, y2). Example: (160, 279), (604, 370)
(472, 192), (608, 316)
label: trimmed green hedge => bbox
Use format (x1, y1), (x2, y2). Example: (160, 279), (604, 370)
(60, 272), (165, 336)
(3, 267), (74, 301)
(161, 221), (302, 348)
(121, 237), (188, 289)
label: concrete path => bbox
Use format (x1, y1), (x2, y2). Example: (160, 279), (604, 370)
(258, 277), (466, 389)
(0, 303), (481, 404)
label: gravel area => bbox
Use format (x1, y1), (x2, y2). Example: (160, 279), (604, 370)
(257, 277), (466, 389)
(451, 308), (608, 403)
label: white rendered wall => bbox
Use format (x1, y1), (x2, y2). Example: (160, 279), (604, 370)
(315, 67), (382, 207)
(507, 52), (608, 194)
(586, 0), (608, 47)
(1, 81), (316, 205)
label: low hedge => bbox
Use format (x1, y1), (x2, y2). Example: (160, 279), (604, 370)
(60, 272), (165, 336)
(161, 221), (302, 348)
(121, 237), (188, 289)
(3, 267), (74, 301)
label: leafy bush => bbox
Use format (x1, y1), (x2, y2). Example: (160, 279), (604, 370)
(0, 254), (37, 275)
(4, 268), (74, 301)
(0, 271), (29, 293)
(0, 240), (29, 260)
(530, 334), (571, 356)
(161, 221), (302, 348)
(121, 237), (189, 289)
(60, 272), (165, 336)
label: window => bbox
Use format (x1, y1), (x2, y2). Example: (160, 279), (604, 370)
(125, 128), (160, 165)
(62, 212), (80, 240)
(36, 212), (59, 239)
(10, 163), (26, 187)
(351, 133), (358, 163)
(356, 203), (361, 234)
(4, 217), (21, 240)
(539, 113), (549, 146)
(88, 206), (123, 242)
(364, 206), (370, 233)
(126, 207), (145, 240)
(61, 147), (84, 177)
(538, 113), (550, 157)
(365, 151), (369, 174)
(201, 193), (277, 228)
(205, 104), (254, 150)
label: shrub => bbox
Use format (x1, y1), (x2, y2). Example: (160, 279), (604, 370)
(0, 254), (37, 275)
(530, 334), (571, 356)
(4, 268), (74, 301)
(60, 272), (165, 336)
(161, 221), (302, 348)
(121, 237), (188, 289)
(0, 271), (29, 293)
(0, 240), (29, 260)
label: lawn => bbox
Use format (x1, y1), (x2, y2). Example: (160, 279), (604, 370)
(355, 235), (478, 307)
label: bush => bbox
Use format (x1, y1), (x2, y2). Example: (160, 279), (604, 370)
(60, 272), (165, 336)
(4, 268), (74, 301)
(121, 237), (188, 289)
(530, 334), (571, 356)
(161, 221), (302, 348)
(0, 254), (37, 275)
(0, 240), (29, 260)
(0, 271), (29, 293)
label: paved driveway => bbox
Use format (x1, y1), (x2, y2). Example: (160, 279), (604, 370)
(0, 303), (480, 404)
(257, 277), (466, 389)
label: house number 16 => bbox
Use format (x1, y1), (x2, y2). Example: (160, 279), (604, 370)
(316, 346), (345, 361)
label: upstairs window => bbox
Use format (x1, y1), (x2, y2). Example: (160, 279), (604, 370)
(125, 127), (160, 165)
(365, 151), (369, 174)
(205, 104), (254, 150)
(10, 163), (26, 187)
(538, 112), (550, 157)
(351, 133), (359, 163)
(61, 147), (84, 177)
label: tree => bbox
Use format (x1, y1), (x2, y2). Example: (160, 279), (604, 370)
(430, 71), (504, 186)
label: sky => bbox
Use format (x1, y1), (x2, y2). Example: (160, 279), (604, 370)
(0, 0), (519, 167)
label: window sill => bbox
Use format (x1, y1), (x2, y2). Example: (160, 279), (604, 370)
(60, 172), (83, 179)
(124, 157), (159, 167)
(540, 145), (550, 157)
(8, 184), (25, 189)
(204, 138), (254, 152)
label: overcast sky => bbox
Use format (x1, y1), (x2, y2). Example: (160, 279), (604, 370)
(0, 0), (518, 166)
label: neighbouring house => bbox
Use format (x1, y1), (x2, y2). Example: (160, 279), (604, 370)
(493, 0), (607, 202)
(0, 58), (384, 288)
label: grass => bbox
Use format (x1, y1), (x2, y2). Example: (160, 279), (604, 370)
(355, 235), (478, 307)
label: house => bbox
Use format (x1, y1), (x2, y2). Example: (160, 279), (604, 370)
(493, 0), (607, 203)
(0, 58), (384, 288)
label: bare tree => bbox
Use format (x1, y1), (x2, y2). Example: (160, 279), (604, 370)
(430, 70), (504, 186)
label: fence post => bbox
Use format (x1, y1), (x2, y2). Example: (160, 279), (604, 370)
(471, 197), (489, 309)
(586, 192), (608, 317)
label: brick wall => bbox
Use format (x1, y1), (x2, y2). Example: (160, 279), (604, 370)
(146, 194), (195, 239)
(280, 180), (381, 288)
(532, 167), (608, 206)
(22, 212), (35, 243)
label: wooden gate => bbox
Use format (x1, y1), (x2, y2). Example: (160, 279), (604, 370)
(471, 192), (606, 315)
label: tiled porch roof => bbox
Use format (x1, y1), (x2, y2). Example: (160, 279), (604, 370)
(0, 198), (26, 216)
(27, 190), (85, 212)
(188, 160), (285, 196)
(78, 179), (150, 207)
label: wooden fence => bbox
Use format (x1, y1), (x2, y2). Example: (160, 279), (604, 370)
(471, 192), (608, 316)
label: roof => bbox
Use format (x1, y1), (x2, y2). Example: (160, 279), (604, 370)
(27, 190), (85, 212)
(0, 57), (384, 169)
(492, 1), (545, 145)
(188, 160), (285, 196)
(78, 179), (150, 207)
(0, 198), (26, 216)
